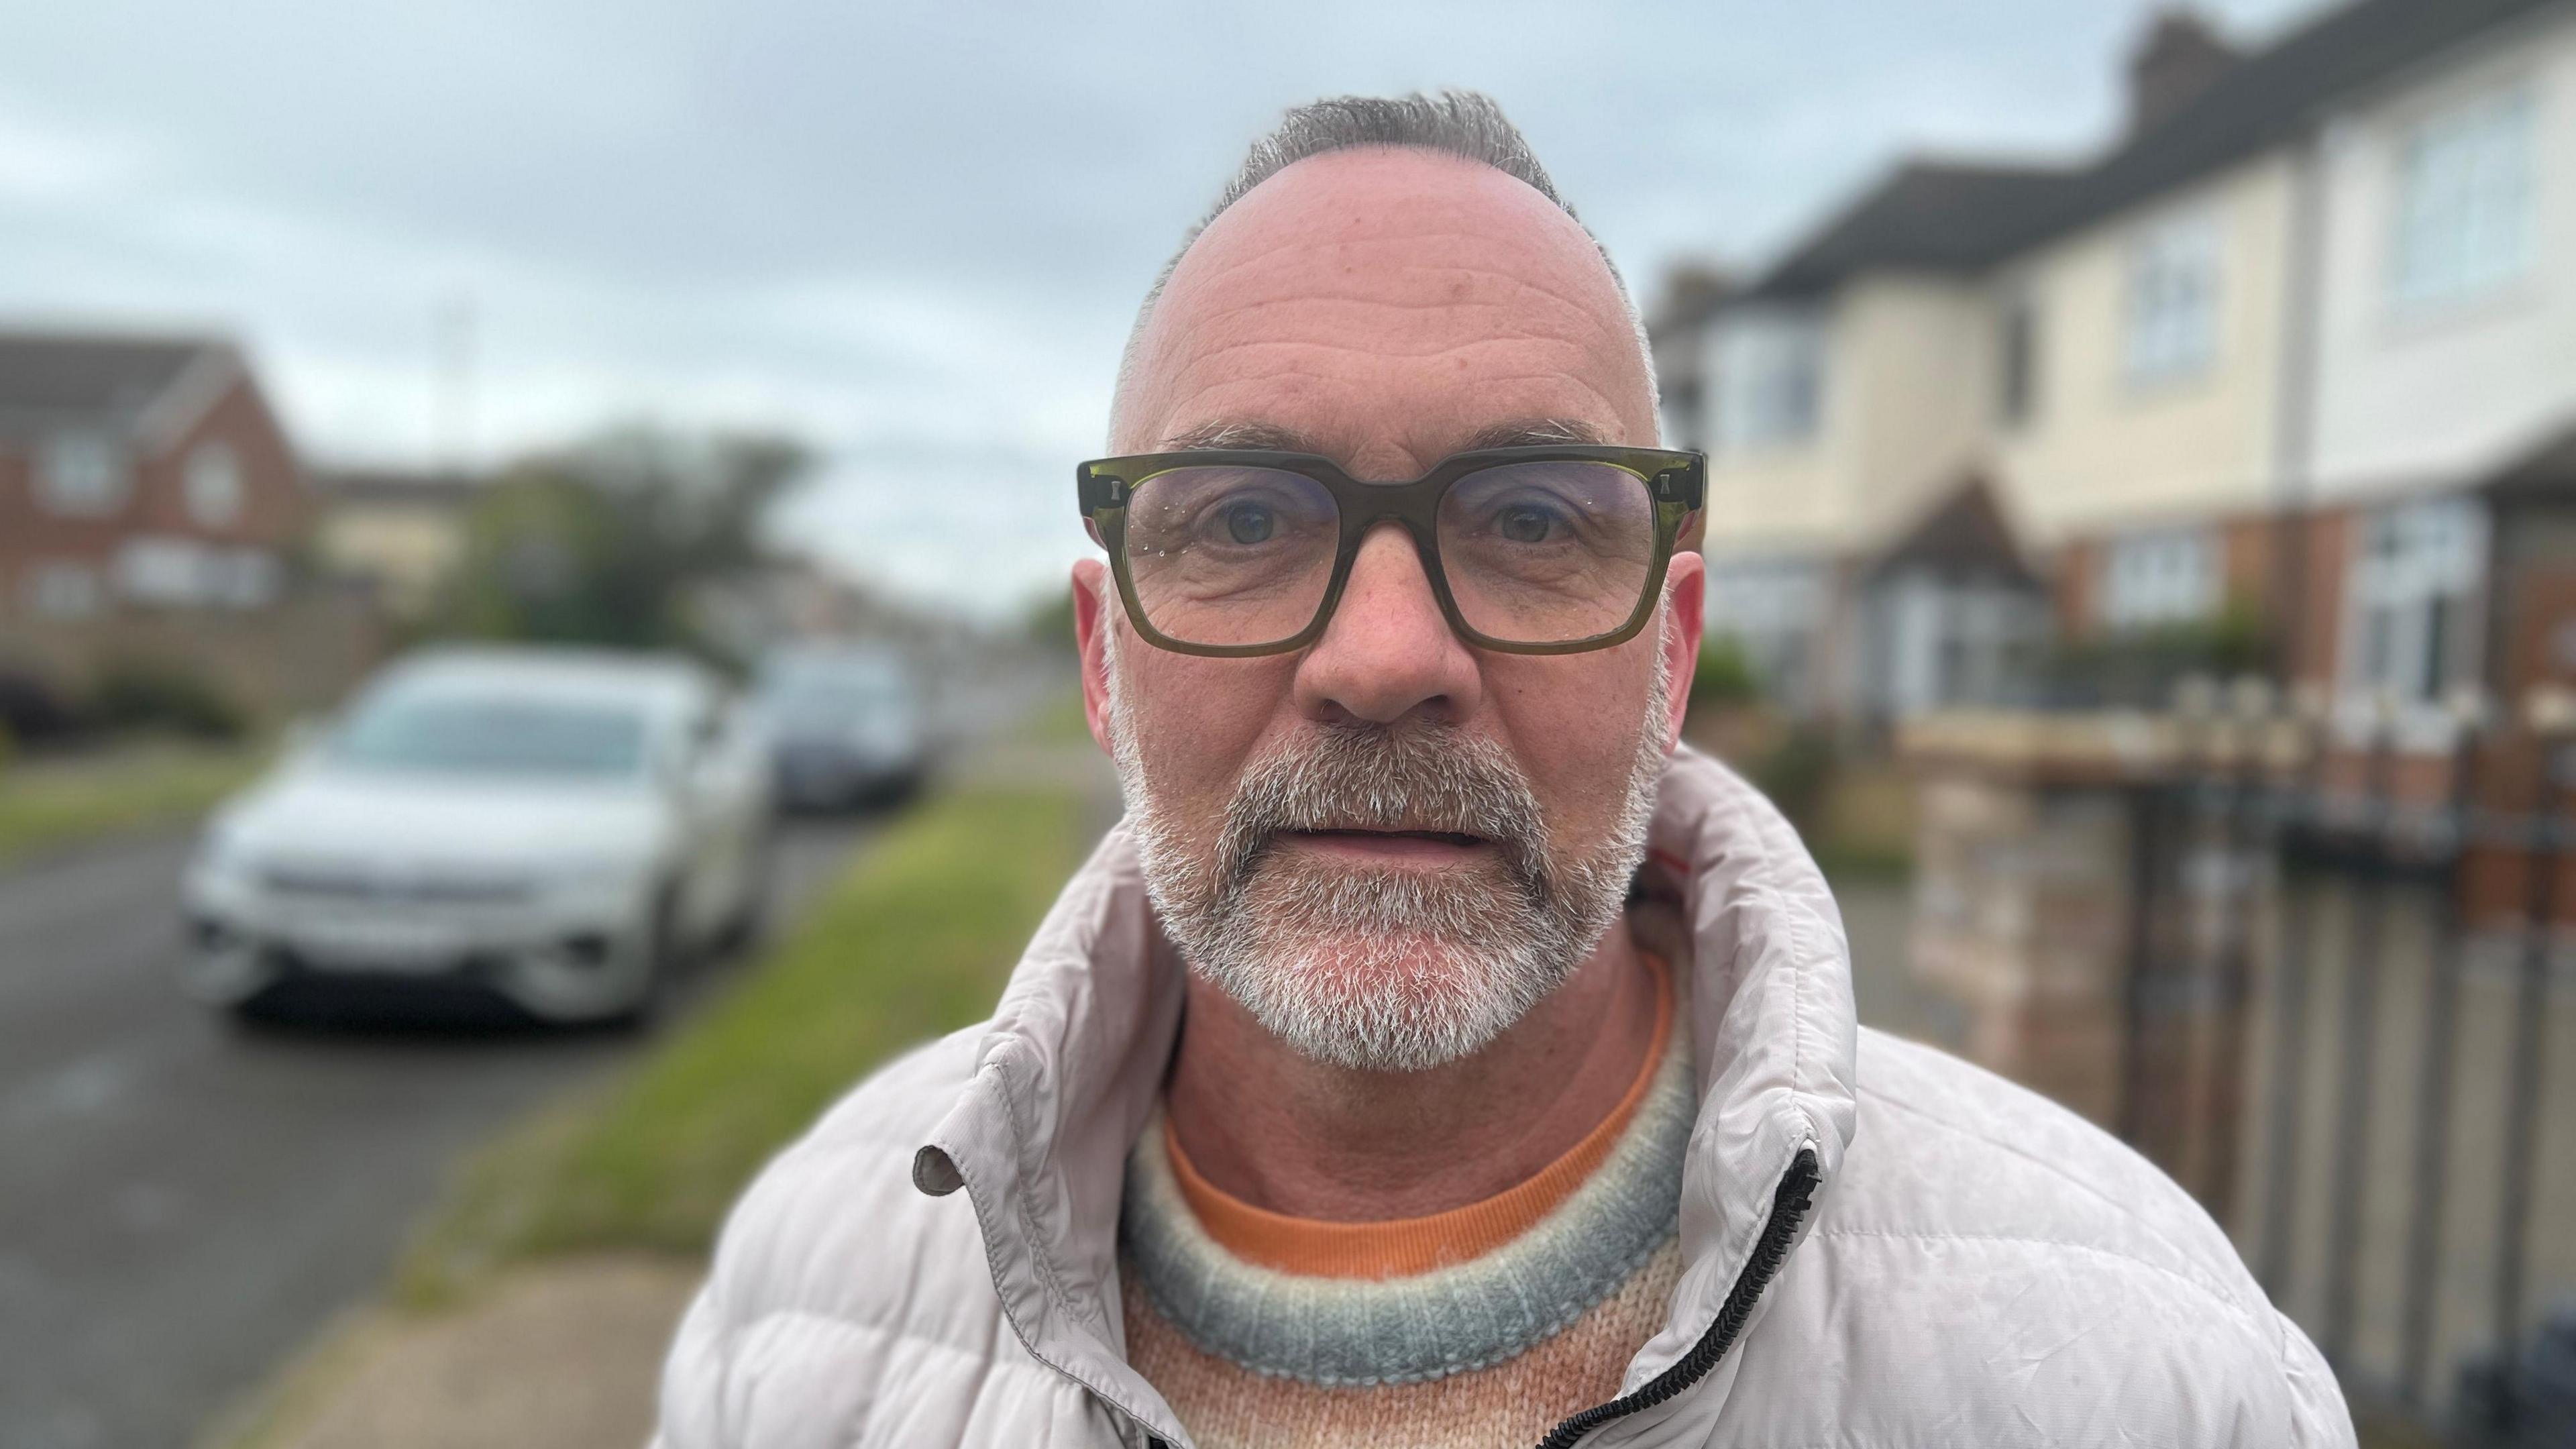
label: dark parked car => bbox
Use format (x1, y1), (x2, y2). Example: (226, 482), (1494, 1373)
(755, 647), (926, 812)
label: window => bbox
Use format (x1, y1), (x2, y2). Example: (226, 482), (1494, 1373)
(1705, 557), (1831, 711)
(2391, 87), (2535, 309)
(115, 537), (210, 606)
(115, 543), (277, 610)
(1870, 570), (2048, 718)
(1997, 294), (2040, 427)
(2346, 498), (2483, 708)
(211, 549), (280, 608)
(329, 692), (649, 780)
(2100, 527), (2220, 630)
(2123, 207), (2222, 385)
(24, 561), (102, 619)
(185, 441), (245, 527)
(38, 432), (132, 515)
(1711, 310), (1824, 451)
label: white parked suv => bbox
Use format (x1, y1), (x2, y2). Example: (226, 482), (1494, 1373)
(184, 646), (773, 1023)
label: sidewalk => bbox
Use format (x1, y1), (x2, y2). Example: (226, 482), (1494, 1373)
(207, 1257), (696, 1449)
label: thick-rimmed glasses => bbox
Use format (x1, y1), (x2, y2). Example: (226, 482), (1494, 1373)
(1077, 445), (1704, 657)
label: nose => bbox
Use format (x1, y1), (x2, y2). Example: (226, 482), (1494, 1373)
(1293, 524), (1482, 727)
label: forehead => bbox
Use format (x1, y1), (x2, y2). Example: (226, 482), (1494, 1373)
(1120, 148), (1655, 467)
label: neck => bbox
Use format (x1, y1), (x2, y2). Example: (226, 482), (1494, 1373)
(1163, 923), (1659, 1222)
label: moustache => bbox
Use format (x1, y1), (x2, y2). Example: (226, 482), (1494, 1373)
(1212, 724), (1556, 898)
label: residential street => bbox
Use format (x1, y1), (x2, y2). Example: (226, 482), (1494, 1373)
(0, 818), (871, 1449)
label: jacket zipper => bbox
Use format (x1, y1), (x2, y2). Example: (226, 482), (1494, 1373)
(1531, 1148), (1822, 1449)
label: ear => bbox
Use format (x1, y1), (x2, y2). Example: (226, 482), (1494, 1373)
(1657, 552), (1705, 753)
(1071, 558), (1117, 755)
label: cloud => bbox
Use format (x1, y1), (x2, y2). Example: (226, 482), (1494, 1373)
(0, 107), (142, 199)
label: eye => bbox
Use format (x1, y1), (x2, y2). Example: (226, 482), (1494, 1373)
(1221, 501), (1275, 545)
(1497, 504), (1558, 544)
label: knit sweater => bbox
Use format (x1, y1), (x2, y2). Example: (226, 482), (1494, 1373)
(1118, 961), (1691, 1448)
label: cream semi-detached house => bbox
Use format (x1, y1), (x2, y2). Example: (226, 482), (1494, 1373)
(2303, 0), (2576, 739)
(1689, 163), (2072, 722)
(1678, 9), (2275, 724)
(1658, 0), (2576, 728)
(2312, 7), (2576, 493)
(2010, 0), (2576, 732)
(1992, 149), (2300, 639)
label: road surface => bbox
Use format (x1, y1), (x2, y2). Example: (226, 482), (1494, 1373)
(0, 817), (871, 1449)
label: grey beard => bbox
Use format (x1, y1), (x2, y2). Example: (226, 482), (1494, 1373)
(1105, 627), (1671, 1072)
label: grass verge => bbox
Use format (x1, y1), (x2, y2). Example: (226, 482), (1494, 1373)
(394, 781), (1088, 1307)
(0, 739), (265, 867)
(1019, 686), (1096, 746)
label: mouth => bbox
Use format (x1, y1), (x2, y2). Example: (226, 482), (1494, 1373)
(1275, 826), (1496, 864)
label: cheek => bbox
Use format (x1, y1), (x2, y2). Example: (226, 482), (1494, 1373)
(1485, 650), (1659, 833)
(1120, 648), (1296, 812)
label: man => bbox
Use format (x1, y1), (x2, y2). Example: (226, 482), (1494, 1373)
(657, 93), (2353, 1448)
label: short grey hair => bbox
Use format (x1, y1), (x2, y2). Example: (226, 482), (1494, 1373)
(1114, 89), (1656, 444)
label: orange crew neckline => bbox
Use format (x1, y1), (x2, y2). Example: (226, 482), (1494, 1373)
(1163, 953), (1674, 1279)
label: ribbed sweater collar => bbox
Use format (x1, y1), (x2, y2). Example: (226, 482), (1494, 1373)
(1157, 954), (1675, 1279)
(1120, 1000), (1695, 1387)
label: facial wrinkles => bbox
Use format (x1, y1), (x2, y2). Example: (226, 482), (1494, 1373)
(1180, 286), (1612, 370)
(1150, 292), (1626, 425)
(1175, 209), (1605, 314)
(1144, 368), (1629, 480)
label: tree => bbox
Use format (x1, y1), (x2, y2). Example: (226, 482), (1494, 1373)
(437, 426), (813, 661)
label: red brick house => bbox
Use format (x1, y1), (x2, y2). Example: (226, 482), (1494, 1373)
(0, 331), (309, 621)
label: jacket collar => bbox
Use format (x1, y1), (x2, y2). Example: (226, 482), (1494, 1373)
(914, 743), (1860, 1445)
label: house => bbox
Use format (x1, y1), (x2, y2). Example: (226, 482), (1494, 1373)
(1658, 0), (2576, 741)
(311, 466), (481, 618)
(1684, 158), (2077, 718)
(0, 330), (388, 724)
(2005, 0), (2576, 748)
(2300, 0), (2576, 748)
(1643, 263), (1733, 455)
(0, 331), (309, 621)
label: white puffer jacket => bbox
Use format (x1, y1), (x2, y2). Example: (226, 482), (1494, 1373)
(655, 744), (2355, 1448)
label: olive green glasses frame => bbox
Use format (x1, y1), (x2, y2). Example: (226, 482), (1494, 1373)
(1075, 444), (1705, 658)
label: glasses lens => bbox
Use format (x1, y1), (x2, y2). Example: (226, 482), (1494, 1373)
(1122, 466), (1339, 648)
(1436, 461), (1658, 644)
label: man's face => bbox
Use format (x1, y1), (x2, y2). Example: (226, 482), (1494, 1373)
(1074, 147), (1704, 1071)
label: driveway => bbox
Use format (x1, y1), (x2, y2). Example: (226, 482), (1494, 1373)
(0, 817), (871, 1449)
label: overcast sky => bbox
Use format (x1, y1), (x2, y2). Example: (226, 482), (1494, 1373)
(0, 0), (2323, 617)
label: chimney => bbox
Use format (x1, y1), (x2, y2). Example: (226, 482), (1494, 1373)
(2127, 9), (2237, 136)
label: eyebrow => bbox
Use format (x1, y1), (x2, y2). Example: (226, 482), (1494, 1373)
(1458, 417), (1611, 450)
(1157, 416), (1612, 458)
(1161, 420), (1322, 452)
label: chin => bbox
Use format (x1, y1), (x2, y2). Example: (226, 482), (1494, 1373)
(1277, 928), (1479, 996)
(1226, 926), (1556, 1074)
